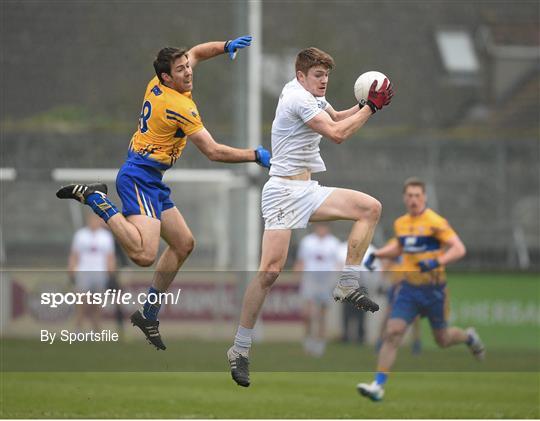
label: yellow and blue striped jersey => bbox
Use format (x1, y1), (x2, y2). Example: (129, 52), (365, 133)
(127, 76), (204, 170)
(394, 208), (457, 285)
(383, 238), (405, 285)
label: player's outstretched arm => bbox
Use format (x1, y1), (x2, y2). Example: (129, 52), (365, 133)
(325, 78), (394, 123)
(365, 239), (402, 270)
(307, 78), (393, 143)
(374, 239), (402, 260)
(307, 105), (372, 144)
(418, 235), (466, 272)
(188, 35), (252, 67)
(189, 128), (270, 167)
(325, 104), (362, 122)
(437, 235), (467, 266)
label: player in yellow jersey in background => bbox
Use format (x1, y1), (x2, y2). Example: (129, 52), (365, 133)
(357, 177), (485, 401)
(374, 240), (423, 355)
(57, 36), (271, 350)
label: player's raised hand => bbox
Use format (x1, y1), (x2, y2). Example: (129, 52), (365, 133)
(363, 253), (377, 271)
(418, 259), (440, 273)
(225, 35), (252, 60)
(363, 78), (394, 114)
(254, 145), (271, 168)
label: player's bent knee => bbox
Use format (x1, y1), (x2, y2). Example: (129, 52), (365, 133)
(173, 235), (195, 259)
(353, 196), (382, 223)
(435, 335), (450, 348)
(366, 198), (382, 222)
(129, 251), (157, 267)
(385, 329), (403, 343)
(185, 236), (195, 254)
(132, 256), (155, 267)
(385, 324), (406, 344)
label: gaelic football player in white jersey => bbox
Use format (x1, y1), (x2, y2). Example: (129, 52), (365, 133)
(227, 47), (394, 386)
(294, 223), (342, 357)
(68, 212), (116, 331)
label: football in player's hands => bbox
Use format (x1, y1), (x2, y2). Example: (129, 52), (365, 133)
(354, 71), (393, 113)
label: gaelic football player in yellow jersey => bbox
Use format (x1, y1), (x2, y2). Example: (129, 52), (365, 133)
(358, 177), (485, 401)
(57, 36), (271, 350)
(374, 242), (423, 355)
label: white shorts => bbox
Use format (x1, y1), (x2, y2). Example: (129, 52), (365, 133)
(75, 272), (108, 293)
(261, 177), (335, 230)
(299, 273), (335, 305)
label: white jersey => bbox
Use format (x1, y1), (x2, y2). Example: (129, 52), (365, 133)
(71, 227), (114, 272)
(297, 233), (341, 272)
(269, 78), (330, 177)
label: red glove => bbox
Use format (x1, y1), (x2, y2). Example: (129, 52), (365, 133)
(361, 78), (394, 114)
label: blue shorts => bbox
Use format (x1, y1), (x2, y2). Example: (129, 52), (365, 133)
(116, 162), (175, 219)
(387, 284), (398, 303)
(390, 281), (448, 329)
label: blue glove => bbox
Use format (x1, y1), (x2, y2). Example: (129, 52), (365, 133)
(364, 253), (376, 271)
(418, 259), (440, 273)
(224, 35), (252, 60)
(254, 145), (271, 168)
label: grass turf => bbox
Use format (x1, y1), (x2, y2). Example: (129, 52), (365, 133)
(2, 272), (538, 418)
(2, 371), (538, 418)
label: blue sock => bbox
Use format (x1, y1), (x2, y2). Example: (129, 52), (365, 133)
(375, 372), (388, 386)
(375, 338), (383, 353)
(466, 333), (474, 346)
(142, 287), (162, 320)
(85, 192), (119, 223)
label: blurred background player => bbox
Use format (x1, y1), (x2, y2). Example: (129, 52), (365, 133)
(338, 241), (378, 345)
(358, 177), (485, 401)
(1, 2), (538, 417)
(227, 47), (393, 387)
(57, 36), (271, 350)
(106, 270), (125, 337)
(68, 212), (116, 332)
(294, 223), (341, 357)
(374, 240), (422, 355)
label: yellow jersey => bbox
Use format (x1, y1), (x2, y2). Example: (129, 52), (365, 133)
(382, 238), (405, 285)
(394, 208), (457, 285)
(127, 76), (204, 170)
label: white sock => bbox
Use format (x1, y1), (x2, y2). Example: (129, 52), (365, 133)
(233, 325), (253, 355)
(339, 265), (362, 287)
(304, 337), (318, 355)
(316, 339), (326, 355)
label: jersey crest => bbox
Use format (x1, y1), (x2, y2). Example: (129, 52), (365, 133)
(394, 208), (457, 285)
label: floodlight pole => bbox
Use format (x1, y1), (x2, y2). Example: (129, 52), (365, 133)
(246, 0), (262, 272)
(243, 0), (265, 341)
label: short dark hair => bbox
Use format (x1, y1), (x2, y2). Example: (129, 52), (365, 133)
(295, 47), (335, 75)
(403, 177), (426, 193)
(154, 47), (188, 83)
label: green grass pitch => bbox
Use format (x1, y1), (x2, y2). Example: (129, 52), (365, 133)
(1, 272), (539, 418)
(2, 371), (538, 418)
(2, 338), (539, 419)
